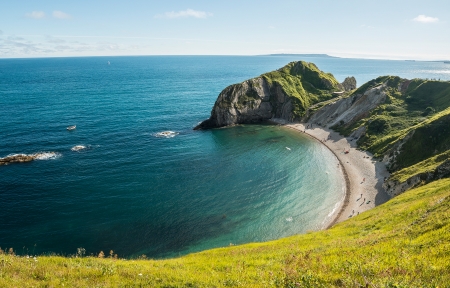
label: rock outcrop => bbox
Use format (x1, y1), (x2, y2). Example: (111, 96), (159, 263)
(0, 152), (58, 165)
(341, 77), (357, 91)
(384, 159), (450, 197)
(305, 83), (387, 128)
(195, 61), (352, 130)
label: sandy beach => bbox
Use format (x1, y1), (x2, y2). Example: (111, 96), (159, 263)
(272, 119), (390, 227)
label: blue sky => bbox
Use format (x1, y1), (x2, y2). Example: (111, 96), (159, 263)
(0, 0), (449, 59)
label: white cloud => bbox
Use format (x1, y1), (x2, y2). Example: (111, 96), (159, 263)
(0, 30), (3, 35)
(156, 9), (212, 19)
(413, 15), (439, 23)
(53, 10), (71, 19)
(26, 11), (46, 19)
(45, 35), (66, 44)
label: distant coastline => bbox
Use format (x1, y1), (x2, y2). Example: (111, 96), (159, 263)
(264, 53), (338, 58)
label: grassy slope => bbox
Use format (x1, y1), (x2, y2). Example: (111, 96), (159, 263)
(262, 61), (342, 118)
(391, 150), (450, 183)
(333, 77), (450, 174)
(1, 179), (449, 287)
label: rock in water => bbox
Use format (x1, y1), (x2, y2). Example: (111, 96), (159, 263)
(0, 152), (58, 165)
(0, 154), (35, 165)
(195, 61), (351, 130)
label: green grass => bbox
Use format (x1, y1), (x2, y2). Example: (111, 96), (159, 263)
(390, 149), (450, 183)
(330, 77), (450, 174)
(262, 61), (342, 118)
(2, 179), (450, 287)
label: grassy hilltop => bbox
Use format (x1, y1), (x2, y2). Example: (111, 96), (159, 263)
(2, 63), (450, 287)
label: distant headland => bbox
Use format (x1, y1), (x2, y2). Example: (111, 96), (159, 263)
(264, 53), (338, 58)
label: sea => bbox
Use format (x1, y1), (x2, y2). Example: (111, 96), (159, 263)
(1, 55), (449, 258)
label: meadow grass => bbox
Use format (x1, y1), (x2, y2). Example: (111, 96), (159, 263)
(262, 61), (342, 118)
(1, 179), (449, 287)
(390, 150), (450, 183)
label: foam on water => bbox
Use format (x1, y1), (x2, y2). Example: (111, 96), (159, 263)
(154, 131), (179, 138)
(1, 152), (60, 161)
(33, 152), (61, 160)
(71, 145), (87, 152)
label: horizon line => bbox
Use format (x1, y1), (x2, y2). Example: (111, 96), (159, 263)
(1, 54), (449, 62)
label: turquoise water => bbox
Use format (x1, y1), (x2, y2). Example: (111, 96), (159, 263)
(1, 56), (449, 258)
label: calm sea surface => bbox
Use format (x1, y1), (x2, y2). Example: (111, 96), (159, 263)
(0, 56), (449, 258)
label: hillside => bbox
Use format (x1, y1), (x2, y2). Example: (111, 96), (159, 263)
(195, 61), (355, 129)
(1, 179), (449, 287)
(309, 76), (450, 197)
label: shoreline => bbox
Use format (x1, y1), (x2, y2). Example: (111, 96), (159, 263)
(270, 119), (390, 228)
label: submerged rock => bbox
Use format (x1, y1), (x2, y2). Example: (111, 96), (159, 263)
(0, 154), (35, 165)
(71, 145), (87, 151)
(0, 152), (59, 165)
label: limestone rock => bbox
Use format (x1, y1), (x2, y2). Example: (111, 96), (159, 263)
(195, 61), (344, 129)
(0, 154), (36, 165)
(0, 152), (58, 165)
(306, 83), (388, 128)
(341, 77), (357, 91)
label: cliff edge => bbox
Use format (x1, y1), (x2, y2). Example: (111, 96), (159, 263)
(195, 61), (355, 129)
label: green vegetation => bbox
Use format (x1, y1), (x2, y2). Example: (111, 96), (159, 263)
(390, 150), (450, 183)
(332, 77), (450, 173)
(262, 61), (342, 118)
(1, 179), (449, 287)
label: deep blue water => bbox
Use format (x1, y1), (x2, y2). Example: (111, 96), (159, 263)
(1, 56), (449, 258)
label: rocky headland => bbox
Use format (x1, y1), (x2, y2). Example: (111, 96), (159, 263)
(196, 61), (450, 212)
(195, 61), (356, 129)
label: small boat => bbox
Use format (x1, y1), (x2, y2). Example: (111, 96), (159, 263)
(67, 125), (76, 131)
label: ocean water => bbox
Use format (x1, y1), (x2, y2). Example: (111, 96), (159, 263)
(1, 56), (449, 258)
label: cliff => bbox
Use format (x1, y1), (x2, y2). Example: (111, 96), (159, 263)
(197, 62), (450, 198)
(195, 61), (354, 129)
(304, 75), (450, 197)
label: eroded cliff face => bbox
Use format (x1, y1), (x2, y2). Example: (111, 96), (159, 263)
(195, 61), (350, 130)
(195, 77), (295, 129)
(384, 160), (450, 197)
(305, 83), (387, 128)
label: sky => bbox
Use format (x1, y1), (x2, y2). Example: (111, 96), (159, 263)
(0, 0), (449, 60)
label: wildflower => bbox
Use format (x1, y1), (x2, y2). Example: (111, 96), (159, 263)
(138, 273), (143, 276)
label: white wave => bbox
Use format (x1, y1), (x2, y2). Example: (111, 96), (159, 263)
(327, 201), (340, 218)
(285, 147), (291, 151)
(154, 131), (179, 138)
(71, 145), (87, 152)
(33, 152), (61, 160)
(285, 217), (293, 222)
